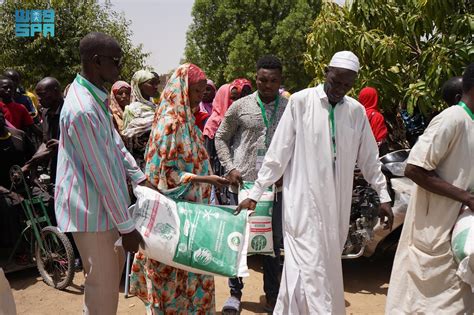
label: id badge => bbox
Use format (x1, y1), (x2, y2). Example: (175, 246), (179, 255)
(256, 147), (266, 172)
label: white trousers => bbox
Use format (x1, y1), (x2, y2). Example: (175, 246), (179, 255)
(0, 268), (16, 315)
(73, 229), (125, 315)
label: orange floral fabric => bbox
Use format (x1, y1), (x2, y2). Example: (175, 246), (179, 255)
(130, 63), (215, 314)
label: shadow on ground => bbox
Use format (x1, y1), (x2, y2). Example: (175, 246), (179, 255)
(342, 244), (397, 296)
(6, 268), (39, 290)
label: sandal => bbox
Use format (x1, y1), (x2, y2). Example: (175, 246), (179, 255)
(222, 296), (241, 315)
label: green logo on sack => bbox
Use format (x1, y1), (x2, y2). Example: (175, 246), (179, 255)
(231, 236), (240, 246)
(251, 235), (267, 251)
(193, 248), (213, 266)
(173, 201), (248, 277)
(178, 243), (187, 252)
(155, 223), (175, 240)
(227, 232), (244, 252)
(227, 232), (243, 251)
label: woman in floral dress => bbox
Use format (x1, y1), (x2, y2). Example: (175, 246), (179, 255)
(130, 63), (229, 314)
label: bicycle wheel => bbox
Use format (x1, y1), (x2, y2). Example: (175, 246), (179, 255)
(35, 226), (75, 290)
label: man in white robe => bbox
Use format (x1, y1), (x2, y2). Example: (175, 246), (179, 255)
(237, 51), (393, 314)
(386, 64), (474, 314)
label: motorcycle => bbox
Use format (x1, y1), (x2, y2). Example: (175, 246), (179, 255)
(342, 149), (413, 259)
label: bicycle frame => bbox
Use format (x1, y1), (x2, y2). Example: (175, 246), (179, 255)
(6, 166), (54, 266)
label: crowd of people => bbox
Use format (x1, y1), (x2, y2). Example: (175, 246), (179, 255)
(0, 30), (473, 315)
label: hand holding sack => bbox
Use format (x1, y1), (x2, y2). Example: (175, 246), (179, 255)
(239, 181), (275, 256)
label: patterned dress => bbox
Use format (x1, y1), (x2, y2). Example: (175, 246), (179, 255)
(130, 64), (215, 314)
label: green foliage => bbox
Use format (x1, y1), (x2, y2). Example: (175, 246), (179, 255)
(305, 0), (473, 116)
(0, 0), (149, 89)
(185, 0), (321, 91)
(225, 25), (266, 81)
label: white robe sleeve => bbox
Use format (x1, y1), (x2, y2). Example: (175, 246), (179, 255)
(249, 99), (297, 201)
(407, 111), (458, 171)
(357, 113), (391, 203)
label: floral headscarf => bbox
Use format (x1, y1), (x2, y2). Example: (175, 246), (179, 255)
(144, 63), (210, 201)
(188, 64), (207, 84)
(109, 80), (130, 131)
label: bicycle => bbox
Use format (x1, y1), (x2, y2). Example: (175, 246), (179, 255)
(3, 165), (75, 290)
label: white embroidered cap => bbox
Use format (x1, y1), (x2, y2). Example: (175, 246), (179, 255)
(328, 51), (360, 73)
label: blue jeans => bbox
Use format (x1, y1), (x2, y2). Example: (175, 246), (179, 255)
(228, 192), (283, 300)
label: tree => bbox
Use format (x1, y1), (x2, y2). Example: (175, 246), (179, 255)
(305, 0), (473, 117)
(0, 0), (149, 89)
(185, 0), (321, 91)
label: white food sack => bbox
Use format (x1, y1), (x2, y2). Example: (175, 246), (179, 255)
(130, 185), (250, 277)
(452, 206), (474, 291)
(238, 182), (275, 256)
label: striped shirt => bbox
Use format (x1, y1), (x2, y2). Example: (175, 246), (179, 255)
(54, 74), (146, 233)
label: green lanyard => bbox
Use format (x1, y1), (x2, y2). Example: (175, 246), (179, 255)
(257, 93), (280, 146)
(329, 105), (336, 159)
(75, 74), (110, 117)
(458, 101), (474, 120)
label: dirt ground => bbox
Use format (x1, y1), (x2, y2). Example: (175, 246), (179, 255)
(7, 250), (395, 315)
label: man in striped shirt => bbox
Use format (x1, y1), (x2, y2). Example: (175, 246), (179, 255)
(55, 32), (152, 315)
